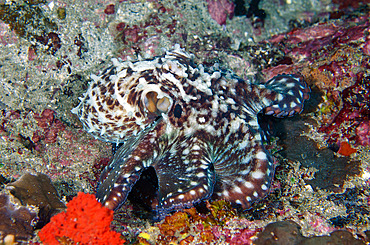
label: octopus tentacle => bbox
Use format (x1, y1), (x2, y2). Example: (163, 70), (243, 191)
(211, 119), (274, 209)
(96, 127), (159, 210)
(239, 74), (310, 119)
(153, 136), (215, 211)
(214, 146), (274, 208)
(262, 74), (311, 117)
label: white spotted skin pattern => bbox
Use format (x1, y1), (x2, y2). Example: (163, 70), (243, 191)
(72, 46), (310, 215)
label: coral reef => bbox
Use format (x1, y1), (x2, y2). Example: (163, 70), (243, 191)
(327, 188), (370, 228)
(264, 9), (370, 159)
(38, 192), (125, 245)
(138, 200), (259, 244)
(0, 0), (370, 243)
(0, 0), (63, 56)
(112, 2), (182, 58)
(138, 201), (367, 244)
(356, 121), (370, 147)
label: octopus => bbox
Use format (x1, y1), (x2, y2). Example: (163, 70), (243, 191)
(72, 45), (310, 217)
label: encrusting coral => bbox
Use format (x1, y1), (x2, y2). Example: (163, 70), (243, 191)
(38, 192), (125, 245)
(138, 200), (259, 244)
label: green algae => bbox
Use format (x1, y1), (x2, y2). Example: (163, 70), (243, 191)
(0, 0), (57, 40)
(56, 7), (66, 20)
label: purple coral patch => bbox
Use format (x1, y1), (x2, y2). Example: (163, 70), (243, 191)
(206, 0), (235, 25)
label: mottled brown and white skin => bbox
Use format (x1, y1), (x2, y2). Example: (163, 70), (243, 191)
(72, 45), (310, 217)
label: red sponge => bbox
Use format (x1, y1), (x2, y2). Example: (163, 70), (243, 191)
(39, 192), (124, 245)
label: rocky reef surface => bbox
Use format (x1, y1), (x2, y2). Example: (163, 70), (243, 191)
(0, 0), (369, 244)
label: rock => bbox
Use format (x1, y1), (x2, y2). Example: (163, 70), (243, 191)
(6, 172), (66, 228)
(255, 221), (365, 245)
(0, 192), (38, 243)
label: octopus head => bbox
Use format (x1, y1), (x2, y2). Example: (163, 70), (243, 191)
(71, 49), (192, 144)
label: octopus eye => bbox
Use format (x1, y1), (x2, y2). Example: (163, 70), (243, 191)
(143, 91), (172, 114)
(144, 91), (158, 113)
(174, 104), (182, 118)
(157, 97), (171, 113)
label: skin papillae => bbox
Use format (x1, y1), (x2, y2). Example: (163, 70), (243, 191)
(72, 46), (310, 218)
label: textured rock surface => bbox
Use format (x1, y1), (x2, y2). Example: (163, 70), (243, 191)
(7, 173), (66, 228)
(0, 0), (370, 243)
(255, 221), (365, 245)
(0, 193), (38, 243)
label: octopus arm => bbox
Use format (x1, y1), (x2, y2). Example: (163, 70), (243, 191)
(152, 136), (215, 214)
(96, 121), (160, 210)
(262, 74), (310, 117)
(243, 74), (310, 118)
(211, 126), (275, 209)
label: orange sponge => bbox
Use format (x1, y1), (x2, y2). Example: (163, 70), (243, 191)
(39, 192), (124, 245)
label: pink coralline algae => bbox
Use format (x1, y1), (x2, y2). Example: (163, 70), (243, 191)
(332, 0), (370, 10)
(225, 225), (257, 245)
(270, 15), (370, 53)
(356, 121), (370, 147)
(32, 109), (66, 144)
(264, 12), (370, 150)
(206, 0), (235, 25)
(317, 76), (370, 147)
(104, 4), (115, 15)
(268, 15), (370, 79)
(113, 3), (179, 59)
